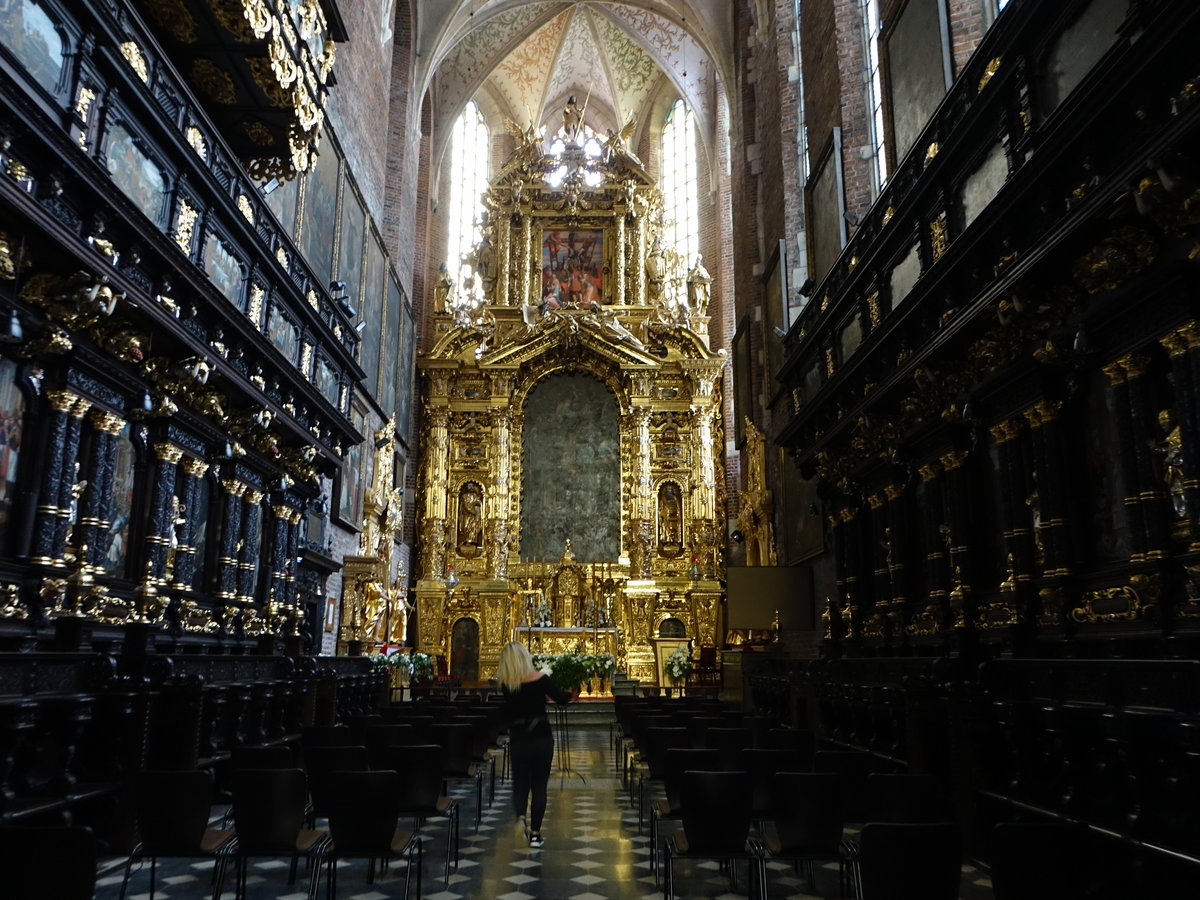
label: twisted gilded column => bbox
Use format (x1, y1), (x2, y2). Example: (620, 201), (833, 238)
(496, 213), (511, 307)
(144, 443), (184, 582)
(940, 449), (972, 628)
(518, 212), (531, 307)
(1161, 323), (1200, 548)
(631, 216), (645, 306)
(1103, 355), (1158, 561)
(614, 212), (626, 306)
(236, 489), (265, 605)
(1023, 400), (1068, 577)
(80, 410), (125, 569)
(268, 502), (291, 609)
(216, 478), (248, 601)
(32, 391), (88, 565)
(172, 457), (209, 589)
(419, 406), (450, 579)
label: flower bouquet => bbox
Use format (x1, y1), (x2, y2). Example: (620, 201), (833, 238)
(407, 650), (434, 685)
(665, 645), (692, 682)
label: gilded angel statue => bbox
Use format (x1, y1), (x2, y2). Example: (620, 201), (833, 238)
(504, 117), (544, 168)
(603, 114), (641, 166)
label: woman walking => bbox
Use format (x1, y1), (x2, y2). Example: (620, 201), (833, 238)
(498, 641), (574, 847)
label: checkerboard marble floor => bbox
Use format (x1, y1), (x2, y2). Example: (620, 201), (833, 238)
(95, 725), (995, 899)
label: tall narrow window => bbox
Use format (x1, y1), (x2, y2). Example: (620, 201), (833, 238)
(661, 99), (699, 268)
(445, 100), (490, 300)
(862, 0), (888, 193)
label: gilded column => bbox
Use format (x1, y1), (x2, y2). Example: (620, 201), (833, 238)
(1163, 323), (1200, 546)
(419, 406), (450, 579)
(216, 478), (248, 601)
(488, 407), (513, 580)
(269, 502), (292, 608)
(236, 489), (265, 605)
(939, 449), (972, 628)
(633, 408), (652, 520)
(867, 492), (889, 609)
(173, 457), (209, 589)
(285, 509), (302, 605)
(80, 410), (125, 569)
(614, 212), (626, 306)
(882, 484), (909, 641)
(519, 212), (531, 306)
(496, 212), (511, 307)
(145, 442), (184, 582)
(689, 402), (717, 519)
(632, 217), (646, 306)
(1103, 356), (1153, 561)
(1023, 400), (1068, 577)
(32, 391), (84, 565)
(912, 461), (947, 636)
(840, 507), (862, 639)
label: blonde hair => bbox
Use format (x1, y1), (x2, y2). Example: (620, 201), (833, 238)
(497, 641), (534, 692)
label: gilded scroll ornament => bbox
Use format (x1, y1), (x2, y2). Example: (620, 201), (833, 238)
(173, 200), (198, 255)
(978, 57), (1002, 91)
(1072, 573), (1160, 623)
(120, 42), (150, 82)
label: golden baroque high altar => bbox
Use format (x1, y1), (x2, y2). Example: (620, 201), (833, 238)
(414, 111), (725, 683)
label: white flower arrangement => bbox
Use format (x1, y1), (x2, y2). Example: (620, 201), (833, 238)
(665, 645), (692, 681)
(531, 601), (554, 627)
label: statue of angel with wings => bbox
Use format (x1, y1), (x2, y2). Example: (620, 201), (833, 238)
(603, 115), (641, 166)
(504, 117), (544, 169)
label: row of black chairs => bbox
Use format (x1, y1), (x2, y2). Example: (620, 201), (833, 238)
(117, 767), (422, 900)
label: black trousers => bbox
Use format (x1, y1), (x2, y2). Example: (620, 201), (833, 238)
(510, 727), (554, 831)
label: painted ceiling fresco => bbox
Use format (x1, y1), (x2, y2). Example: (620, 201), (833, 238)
(424, 1), (729, 158)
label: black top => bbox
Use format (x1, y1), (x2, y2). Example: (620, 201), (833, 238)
(501, 674), (572, 734)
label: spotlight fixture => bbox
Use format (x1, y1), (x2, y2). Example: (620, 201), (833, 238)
(843, 209), (861, 226)
(773, 326), (787, 338)
(355, 321), (366, 333)
(262, 178), (282, 195)
(730, 529), (745, 544)
(797, 277), (816, 297)
(329, 280), (346, 293)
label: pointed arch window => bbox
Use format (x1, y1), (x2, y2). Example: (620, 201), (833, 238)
(661, 99), (699, 267)
(862, 0), (888, 194)
(446, 100), (490, 300)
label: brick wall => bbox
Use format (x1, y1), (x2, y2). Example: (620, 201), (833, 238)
(323, 0), (392, 226)
(947, 0), (989, 77)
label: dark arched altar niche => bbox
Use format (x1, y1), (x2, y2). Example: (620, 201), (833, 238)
(520, 372), (620, 562)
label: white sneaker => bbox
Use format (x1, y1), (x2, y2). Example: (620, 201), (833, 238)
(529, 832), (544, 848)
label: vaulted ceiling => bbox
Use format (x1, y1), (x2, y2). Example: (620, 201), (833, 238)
(415, 1), (733, 167)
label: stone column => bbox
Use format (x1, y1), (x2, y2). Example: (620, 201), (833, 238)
(216, 478), (247, 601)
(145, 443), (184, 582)
(79, 410), (125, 570)
(32, 390), (87, 565)
(172, 457), (209, 589)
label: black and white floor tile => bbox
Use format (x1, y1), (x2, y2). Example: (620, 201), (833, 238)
(94, 725), (994, 899)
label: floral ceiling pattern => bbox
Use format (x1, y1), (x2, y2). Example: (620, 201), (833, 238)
(422, 1), (730, 164)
